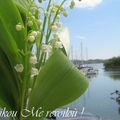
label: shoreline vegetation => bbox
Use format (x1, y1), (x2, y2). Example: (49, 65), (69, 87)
(104, 57), (120, 70)
(72, 59), (104, 65)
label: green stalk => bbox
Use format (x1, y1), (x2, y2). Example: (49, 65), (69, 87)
(20, 1), (34, 120)
(45, 8), (52, 44)
(37, 0), (52, 60)
(20, 25), (27, 120)
(46, 0), (67, 43)
(42, 0), (67, 64)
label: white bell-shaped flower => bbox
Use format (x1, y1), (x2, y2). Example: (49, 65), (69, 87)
(30, 31), (38, 37)
(27, 20), (33, 27)
(41, 44), (52, 53)
(28, 35), (35, 42)
(51, 25), (58, 33)
(16, 23), (23, 31)
(14, 64), (24, 73)
(31, 68), (39, 78)
(29, 55), (37, 64)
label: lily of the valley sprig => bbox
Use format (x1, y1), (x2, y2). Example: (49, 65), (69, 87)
(15, 0), (80, 111)
(14, 0), (80, 111)
(14, 0), (78, 79)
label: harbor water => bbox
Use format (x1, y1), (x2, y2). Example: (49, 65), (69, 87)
(66, 63), (120, 120)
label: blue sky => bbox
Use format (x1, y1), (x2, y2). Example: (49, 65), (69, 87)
(62, 0), (120, 59)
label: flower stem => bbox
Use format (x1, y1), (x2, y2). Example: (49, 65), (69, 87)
(46, 0), (67, 43)
(37, 0), (52, 60)
(20, 1), (34, 120)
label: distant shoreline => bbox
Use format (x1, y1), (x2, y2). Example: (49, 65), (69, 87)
(72, 59), (104, 64)
(104, 56), (120, 70)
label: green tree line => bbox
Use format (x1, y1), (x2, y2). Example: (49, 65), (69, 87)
(104, 56), (120, 69)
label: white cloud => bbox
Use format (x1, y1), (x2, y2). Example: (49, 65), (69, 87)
(74, 0), (103, 8)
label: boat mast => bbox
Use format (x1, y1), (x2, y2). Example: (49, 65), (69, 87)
(86, 47), (88, 65)
(71, 45), (73, 61)
(81, 41), (84, 65)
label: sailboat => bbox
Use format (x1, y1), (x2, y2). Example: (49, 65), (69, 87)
(78, 42), (98, 76)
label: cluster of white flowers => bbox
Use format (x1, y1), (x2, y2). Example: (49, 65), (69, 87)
(28, 31), (41, 42)
(51, 22), (62, 33)
(26, 6), (42, 27)
(51, 6), (57, 14)
(14, 0), (77, 82)
(14, 64), (24, 73)
(41, 44), (52, 53)
(29, 53), (39, 78)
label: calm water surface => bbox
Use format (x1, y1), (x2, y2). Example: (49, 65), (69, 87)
(67, 63), (120, 120)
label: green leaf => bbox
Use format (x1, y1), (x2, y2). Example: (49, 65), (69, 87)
(0, 0), (24, 112)
(0, 0), (25, 50)
(28, 50), (88, 119)
(0, 17), (20, 63)
(0, 50), (21, 111)
(15, 0), (34, 9)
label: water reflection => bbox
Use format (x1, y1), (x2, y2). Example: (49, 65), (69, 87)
(111, 97), (120, 115)
(104, 70), (120, 80)
(119, 107), (120, 115)
(87, 74), (98, 79)
(105, 68), (120, 115)
(105, 69), (120, 117)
